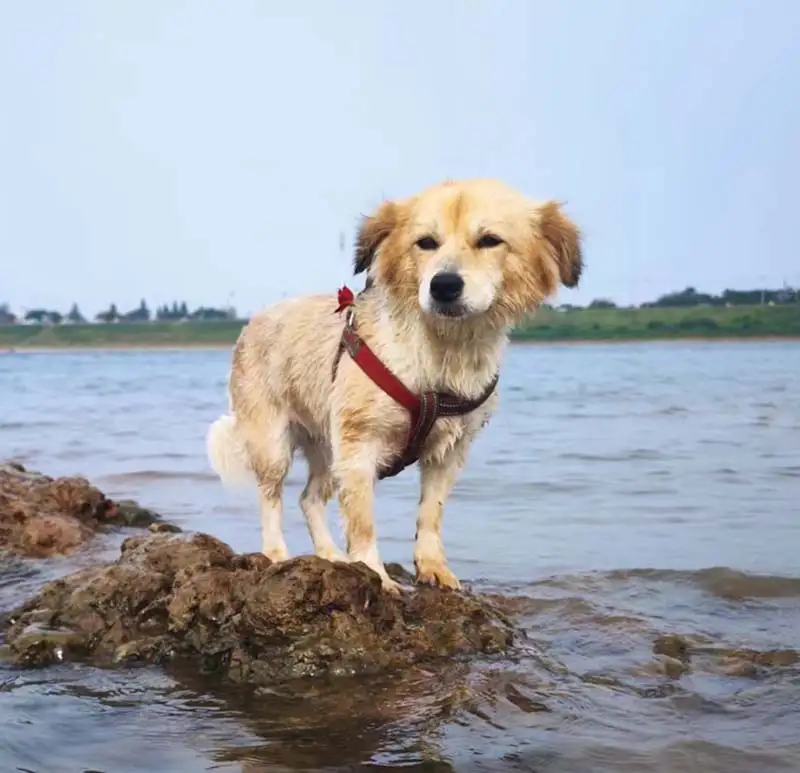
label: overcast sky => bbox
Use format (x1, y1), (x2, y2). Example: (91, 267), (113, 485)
(2, 0), (798, 316)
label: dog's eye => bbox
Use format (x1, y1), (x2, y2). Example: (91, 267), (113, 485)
(415, 236), (439, 251)
(476, 233), (504, 249)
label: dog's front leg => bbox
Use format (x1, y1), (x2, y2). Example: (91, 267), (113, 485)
(414, 443), (467, 590)
(335, 441), (401, 595)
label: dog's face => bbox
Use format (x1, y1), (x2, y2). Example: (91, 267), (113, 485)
(354, 179), (582, 328)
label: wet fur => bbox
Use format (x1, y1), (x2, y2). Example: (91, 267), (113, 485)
(207, 178), (582, 593)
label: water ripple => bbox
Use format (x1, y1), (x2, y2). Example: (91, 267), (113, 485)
(1, 341), (799, 771)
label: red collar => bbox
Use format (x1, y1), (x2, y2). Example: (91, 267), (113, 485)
(332, 285), (498, 479)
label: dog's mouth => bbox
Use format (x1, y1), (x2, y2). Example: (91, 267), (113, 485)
(430, 301), (469, 319)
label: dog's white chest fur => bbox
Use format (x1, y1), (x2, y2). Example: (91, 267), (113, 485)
(365, 309), (506, 466)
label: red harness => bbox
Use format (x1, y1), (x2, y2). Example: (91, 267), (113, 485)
(332, 286), (499, 479)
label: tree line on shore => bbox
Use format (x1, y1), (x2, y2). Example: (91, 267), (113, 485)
(0, 285), (797, 326)
(566, 286), (798, 311)
(0, 300), (238, 326)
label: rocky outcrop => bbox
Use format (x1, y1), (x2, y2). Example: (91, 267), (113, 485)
(0, 462), (178, 558)
(4, 532), (515, 683)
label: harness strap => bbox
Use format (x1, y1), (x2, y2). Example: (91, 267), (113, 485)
(332, 285), (498, 479)
(340, 324), (418, 412)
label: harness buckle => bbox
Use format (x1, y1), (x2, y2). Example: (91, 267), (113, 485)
(342, 322), (362, 358)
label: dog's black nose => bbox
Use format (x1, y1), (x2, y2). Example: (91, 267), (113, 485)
(429, 272), (465, 303)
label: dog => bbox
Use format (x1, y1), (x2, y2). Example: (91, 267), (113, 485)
(206, 178), (582, 594)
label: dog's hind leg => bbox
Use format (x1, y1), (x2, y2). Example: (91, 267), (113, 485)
(299, 442), (347, 563)
(241, 407), (293, 563)
(333, 436), (401, 595)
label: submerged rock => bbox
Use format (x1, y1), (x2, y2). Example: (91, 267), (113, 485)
(649, 633), (800, 680)
(0, 462), (179, 558)
(4, 532), (515, 683)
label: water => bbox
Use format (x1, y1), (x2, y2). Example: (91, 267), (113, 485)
(1, 340), (799, 772)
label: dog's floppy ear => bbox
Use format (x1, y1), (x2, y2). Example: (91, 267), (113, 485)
(354, 201), (397, 275)
(539, 201), (583, 288)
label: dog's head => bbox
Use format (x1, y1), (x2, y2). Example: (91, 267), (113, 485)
(353, 179), (582, 328)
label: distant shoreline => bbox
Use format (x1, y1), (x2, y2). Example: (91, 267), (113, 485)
(3, 343), (234, 353)
(2, 304), (799, 351)
(4, 334), (800, 355)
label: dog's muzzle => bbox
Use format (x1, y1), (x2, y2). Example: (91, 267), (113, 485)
(429, 271), (467, 317)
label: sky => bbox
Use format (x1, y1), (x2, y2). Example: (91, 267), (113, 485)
(1, 0), (799, 317)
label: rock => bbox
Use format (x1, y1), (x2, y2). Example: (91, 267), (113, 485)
(385, 562), (416, 585)
(148, 522), (183, 534)
(0, 462), (179, 558)
(650, 634), (800, 679)
(652, 634), (690, 662)
(715, 647), (799, 669)
(650, 654), (690, 679)
(3, 532), (515, 684)
(115, 499), (170, 529)
(717, 657), (760, 678)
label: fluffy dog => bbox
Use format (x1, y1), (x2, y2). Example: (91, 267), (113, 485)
(207, 178), (582, 594)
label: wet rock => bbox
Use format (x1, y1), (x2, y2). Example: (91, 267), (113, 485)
(385, 562), (416, 585)
(148, 522), (183, 534)
(652, 634), (691, 662)
(712, 650), (800, 678)
(503, 682), (551, 713)
(115, 499), (168, 529)
(649, 654), (690, 679)
(717, 657), (760, 678)
(651, 633), (800, 679)
(715, 647), (800, 669)
(3, 532), (515, 684)
(0, 462), (179, 558)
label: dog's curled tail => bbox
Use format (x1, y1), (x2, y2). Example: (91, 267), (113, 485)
(206, 414), (255, 489)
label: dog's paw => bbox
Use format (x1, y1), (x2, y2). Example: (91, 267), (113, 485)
(414, 559), (461, 590)
(262, 545), (290, 563)
(380, 575), (404, 596)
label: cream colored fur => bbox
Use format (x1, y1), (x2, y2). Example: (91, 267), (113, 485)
(207, 178), (582, 593)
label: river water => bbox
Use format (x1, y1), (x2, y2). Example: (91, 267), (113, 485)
(1, 340), (799, 772)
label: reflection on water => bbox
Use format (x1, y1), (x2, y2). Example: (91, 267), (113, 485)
(1, 340), (799, 772)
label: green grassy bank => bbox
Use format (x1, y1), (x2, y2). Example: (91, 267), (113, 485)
(1, 304), (799, 350)
(513, 303), (800, 341)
